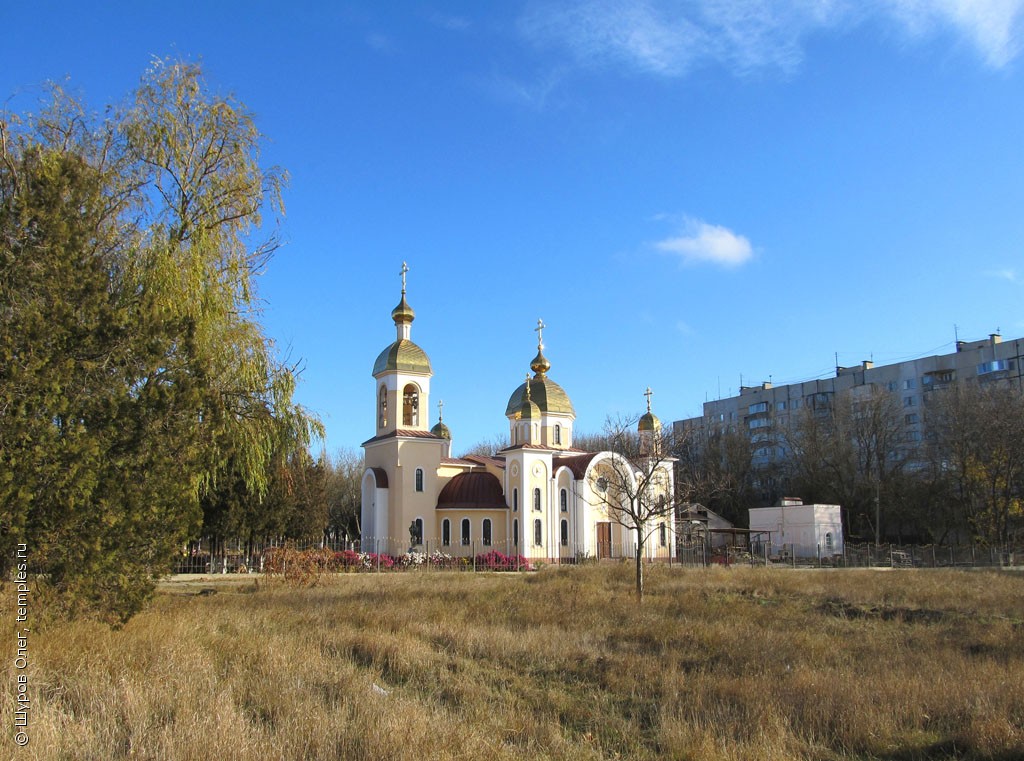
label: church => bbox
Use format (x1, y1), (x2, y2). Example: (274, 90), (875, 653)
(360, 265), (677, 562)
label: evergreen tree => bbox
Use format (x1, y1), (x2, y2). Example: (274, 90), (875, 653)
(0, 60), (320, 623)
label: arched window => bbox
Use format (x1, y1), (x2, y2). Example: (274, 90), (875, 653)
(482, 519), (492, 546)
(560, 519), (568, 547)
(378, 385), (388, 428)
(559, 488), (567, 512)
(554, 424), (561, 445)
(461, 518), (470, 545)
(402, 383), (419, 427)
(533, 519), (543, 547)
(513, 519), (519, 547)
(825, 532), (833, 551)
(415, 468), (424, 492)
(533, 488), (541, 512)
(442, 519), (451, 546)
(659, 522), (667, 547)
(513, 488), (518, 512)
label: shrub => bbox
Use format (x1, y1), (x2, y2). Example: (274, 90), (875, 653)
(474, 550), (533, 571)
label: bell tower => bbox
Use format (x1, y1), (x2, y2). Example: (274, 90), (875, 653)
(361, 263), (445, 555)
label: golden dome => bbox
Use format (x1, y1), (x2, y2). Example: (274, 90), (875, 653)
(638, 411), (660, 432)
(430, 420), (451, 439)
(530, 348), (551, 376)
(520, 396), (541, 419)
(373, 339), (432, 376)
(505, 377), (575, 417)
(391, 293), (415, 324)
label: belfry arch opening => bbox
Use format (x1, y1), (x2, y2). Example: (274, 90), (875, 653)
(403, 383), (420, 427)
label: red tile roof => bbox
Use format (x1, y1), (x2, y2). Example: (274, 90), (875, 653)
(436, 472), (508, 510)
(553, 452), (600, 479)
(361, 429), (445, 447)
(367, 467), (388, 488)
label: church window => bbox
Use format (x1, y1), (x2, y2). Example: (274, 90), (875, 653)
(378, 386), (387, 428)
(560, 519), (568, 547)
(559, 489), (567, 512)
(413, 518), (423, 546)
(513, 519), (519, 547)
(554, 424), (561, 445)
(533, 488), (541, 512)
(825, 532), (833, 551)
(659, 522), (667, 547)
(415, 468), (424, 492)
(533, 519), (543, 547)
(461, 518), (470, 546)
(513, 488), (518, 512)
(442, 519), (451, 546)
(403, 384), (419, 426)
(482, 519), (492, 546)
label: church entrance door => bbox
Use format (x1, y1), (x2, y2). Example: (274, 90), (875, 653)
(597, 522), (612, 559)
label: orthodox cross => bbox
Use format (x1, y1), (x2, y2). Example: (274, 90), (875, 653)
(644, 386), (653, 413)
(534, 318), (546, 349)
(400, 261), (409, 294)
(437, 399), (444, 422)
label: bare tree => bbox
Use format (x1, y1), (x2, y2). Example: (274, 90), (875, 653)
(930, 382), (1024, 545)
(325, 448), (363, 542)
(585, 415), (678, 603)
(458, 433), (510, 458)
(674, 424), (757, 524)
(782, 387), (905, 541)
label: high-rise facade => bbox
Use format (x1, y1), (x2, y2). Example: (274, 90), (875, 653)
(673, 333), (1023, 497)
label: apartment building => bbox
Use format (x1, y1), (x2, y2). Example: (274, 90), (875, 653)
(673, 333), (1023, 485)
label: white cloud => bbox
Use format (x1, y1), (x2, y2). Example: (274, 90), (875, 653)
(887, 0), (1024, 67)
(655, 217), (754, 267)
(519, 0), (1024, 75)
(987, 267), (1020, 282)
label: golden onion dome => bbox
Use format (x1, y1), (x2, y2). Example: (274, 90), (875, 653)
(638, 411), (661, 432)
(391, 293), (415, 325)
(430, 420), (452, 440)
(530, 348), (551, 376)
(373, 339), (432, 376)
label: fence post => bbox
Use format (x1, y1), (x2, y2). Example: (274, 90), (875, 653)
(376, 539), (380, 573)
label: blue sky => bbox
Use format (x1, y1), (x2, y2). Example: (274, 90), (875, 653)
(4, 1), (1024, 456)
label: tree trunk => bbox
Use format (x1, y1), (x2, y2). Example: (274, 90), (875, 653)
(635, 541), (645, 604)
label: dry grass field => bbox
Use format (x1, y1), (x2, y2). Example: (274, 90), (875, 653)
(3, 565), (1023, 760)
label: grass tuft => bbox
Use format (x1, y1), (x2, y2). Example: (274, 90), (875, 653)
(3, 567), (1023, 760)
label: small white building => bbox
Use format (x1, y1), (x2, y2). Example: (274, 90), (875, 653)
(748, 498), (843, 559)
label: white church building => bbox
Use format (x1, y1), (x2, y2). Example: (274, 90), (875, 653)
(360, 266), (677, 562)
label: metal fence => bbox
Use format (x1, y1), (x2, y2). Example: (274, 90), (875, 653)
(173, 537), (1024, 574)
(674, 540), (1024, 569)
(173, 535), (683, 574)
